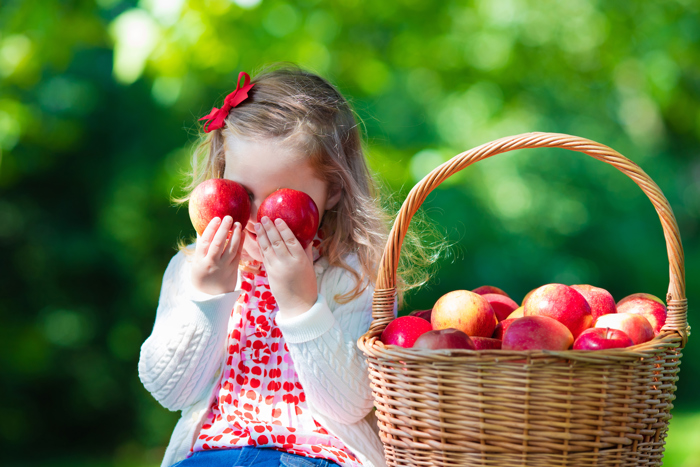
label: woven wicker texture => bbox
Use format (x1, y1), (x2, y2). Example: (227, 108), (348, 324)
(358, 133), (688, 466)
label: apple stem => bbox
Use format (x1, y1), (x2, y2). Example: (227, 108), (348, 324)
(605, 327), (612, 339)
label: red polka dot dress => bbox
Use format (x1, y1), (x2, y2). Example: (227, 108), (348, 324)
(192, 261), (362, 466)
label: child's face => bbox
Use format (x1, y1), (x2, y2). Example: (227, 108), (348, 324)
(223, 135), (339, 263)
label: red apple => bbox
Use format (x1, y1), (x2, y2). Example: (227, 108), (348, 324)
(571, 284), (617, 321)
(408, 309), (432, 322)
(257, 188), (319, 249)
(189, 178), (251, 236)
(471, 337), (502, 350)
(482, 293), (519, 322)
(412, 328), (475, 350)
(492, 318), (516, 340)
(502, 316), (574, 351)
(617, 297), (667, 335)
(617, 293), (665, 307)
(506, 307), (524, 320)
(472, 285), (509, 298)
(522, 288), (538, 307)
(524, 284), (593, 338)
(594, 313), (654, 345)
(380, 316), (432, 348)
(432, 290), (497, 338)
(573, 327), (634, 350)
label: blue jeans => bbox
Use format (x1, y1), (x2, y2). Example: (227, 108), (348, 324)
(171, 447), (339, 467)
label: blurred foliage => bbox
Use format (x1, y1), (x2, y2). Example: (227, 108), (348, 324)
(1, 0), (699, 465)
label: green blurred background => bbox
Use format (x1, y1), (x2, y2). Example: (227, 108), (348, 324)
(1, 0), (699, 465)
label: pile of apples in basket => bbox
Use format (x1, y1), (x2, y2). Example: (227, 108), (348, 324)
(381, 284), (666, 351)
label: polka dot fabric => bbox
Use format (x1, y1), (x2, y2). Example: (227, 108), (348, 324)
(192, 260), (361, 466)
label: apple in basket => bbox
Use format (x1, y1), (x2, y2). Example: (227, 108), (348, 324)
(257, 188), (320, 249)
(432, 290), (497, 338)
(189, 178), (251, 236)
(571, 284), (617, 321)
(594, 313), (654, 345)
(502, 316), (574, 351)
(471, 337), (502, 350)
(380, 316), (432, 348)
(412, 328), (475, 350)
(616, 294), (667, 335)
(506, 307), (524, 319)
(481, 293), (519, 322)
(408, 309), (432, 322)
(524, 284), (593, 338)
(573, 327), (634, 350)
(472, 285), (509, 297)
(492, 318), (516, 340)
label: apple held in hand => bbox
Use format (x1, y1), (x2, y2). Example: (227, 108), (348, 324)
(571, 284), (617, 321)
(413, 328), (475, 350)
(594, 313), (654, 345)
(189, 178), (251, 236)
(380, 316), (432, 348)
(502, 316), (574, 351)
(257, 188), (319, 249)
(524, 284), (593, 338)
(617, 295), (667, 335)
(432, 290), (497, 338)
(573, 327), (634, 350)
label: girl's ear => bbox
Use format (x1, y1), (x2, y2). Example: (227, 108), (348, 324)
(325, 184), (342, 211)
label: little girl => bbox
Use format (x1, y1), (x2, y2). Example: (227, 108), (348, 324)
(139, 66), (391, 467)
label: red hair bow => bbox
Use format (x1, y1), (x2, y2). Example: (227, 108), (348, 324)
(199, 71), (255, 133)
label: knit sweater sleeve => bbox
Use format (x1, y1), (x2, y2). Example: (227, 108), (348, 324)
(138, 249), (239, 411)
(275, 255), (375, 425)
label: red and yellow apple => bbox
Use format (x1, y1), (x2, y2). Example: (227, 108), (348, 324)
(571, 284), (617, 321)
(616, 295), (667, 335)
(502, 316), (574, 351)
(482, 293), (519, 322)
(412, 328), (475, 350)
(573, 327), (634, 350)
(617, 293), (664, 307)
(432, 290), (497, 338)
(380, 316), (432, 348)
(594, 313), (654, 345)
(189, 178), (251, 236)
(506, 307), (524, 319)
(472, 285), (509, 297)
(257, 188), (319, 249)
(524, 284), (593, 338)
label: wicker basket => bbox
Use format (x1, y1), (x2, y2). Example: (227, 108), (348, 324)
(358, 132), (689, 467)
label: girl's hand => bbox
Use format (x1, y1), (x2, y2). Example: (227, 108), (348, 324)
(191, 216), (244, 295)
(256, 216), (317, 318)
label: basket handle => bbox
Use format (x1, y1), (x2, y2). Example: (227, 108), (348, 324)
(370, 132), (688, 346)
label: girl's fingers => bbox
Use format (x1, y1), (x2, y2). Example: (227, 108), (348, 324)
(260, 217), (291, 257)
(254, 221), (277, 262)
(207, 216), (233, 259)
(226, 222), (242, 261)
(274, 218), (305, 258)
(196, 217), (222, 257)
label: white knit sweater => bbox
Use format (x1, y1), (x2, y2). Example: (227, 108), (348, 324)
(138, 249), (387, 467)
